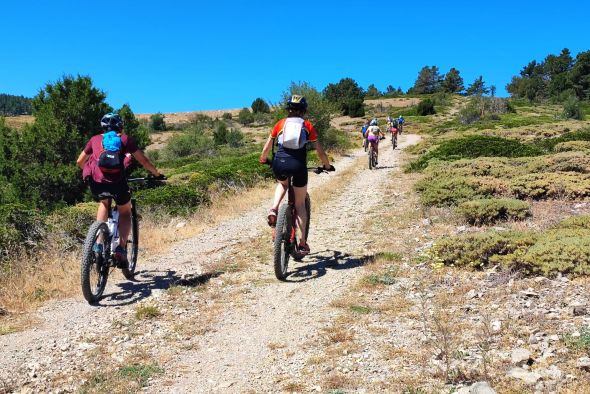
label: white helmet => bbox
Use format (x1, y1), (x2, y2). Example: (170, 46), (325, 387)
(370, 119), (377, 126)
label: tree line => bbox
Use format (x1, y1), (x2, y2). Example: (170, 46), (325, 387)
(507, 48), (590, 102)
(0, 94), (32, 116)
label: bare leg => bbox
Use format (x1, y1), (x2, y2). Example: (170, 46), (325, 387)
(117, 202), (132, 248)
(97, 200), (109, 222)
(96, 200), (109, 244)
(271, 180), (288, 211)
(293, 185), (308, 243)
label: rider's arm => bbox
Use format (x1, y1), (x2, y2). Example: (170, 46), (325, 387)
(76, 151), (89, 169)
(312, 141), (331, 169)
(259, 136), (274, 163)
(131, 150), (161, 177)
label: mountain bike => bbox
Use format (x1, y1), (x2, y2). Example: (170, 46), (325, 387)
(272, 166), (334, 280)
(80, 176), (164, 304)
(391, 127), (398, 150)
(368, 143), (376, 170)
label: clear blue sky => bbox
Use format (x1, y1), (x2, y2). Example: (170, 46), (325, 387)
(2, 0), (589, 113)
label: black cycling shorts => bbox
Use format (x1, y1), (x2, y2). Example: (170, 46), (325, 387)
(88, 178), (131, 206)
(272, 156), (308, 187)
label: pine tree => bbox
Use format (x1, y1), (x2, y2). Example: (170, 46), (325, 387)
(442, 68), (464, 93)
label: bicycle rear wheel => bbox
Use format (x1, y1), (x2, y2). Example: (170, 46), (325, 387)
(122, 200), (139, 280)
(273, 203), (291, 280)
(81, 221), (110, 304)
(368, 149), (373, 170)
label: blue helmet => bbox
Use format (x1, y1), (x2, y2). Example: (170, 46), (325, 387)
(101, 112), (123, 131)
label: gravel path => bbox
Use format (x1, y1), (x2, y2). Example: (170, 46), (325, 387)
(155, 134), (421, 393)
(0, 134), (420, 393)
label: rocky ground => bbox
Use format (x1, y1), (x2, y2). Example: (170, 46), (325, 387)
(1, 131), (590, 393)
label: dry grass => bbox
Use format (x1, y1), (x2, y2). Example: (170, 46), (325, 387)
(0, 250), (79, 315)
(281, 381), (306, 392)
(3, 115), (34, 129)
(267, 341), (287, 350)
(134, 303), (162, 320)
(323, 372), (354, 390)
(322, 326), (355, 344)
(139, 184), (271, 256)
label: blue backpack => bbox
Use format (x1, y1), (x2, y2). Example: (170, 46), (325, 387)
(97, 131), (124, 174)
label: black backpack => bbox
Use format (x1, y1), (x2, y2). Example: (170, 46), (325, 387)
(97, 131), (124, 174)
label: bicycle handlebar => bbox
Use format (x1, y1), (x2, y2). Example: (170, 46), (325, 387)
(128, 174), (167, 183)
(260, 160), (335, 174)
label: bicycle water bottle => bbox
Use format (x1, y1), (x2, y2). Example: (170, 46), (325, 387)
(109, 210), (120, 251)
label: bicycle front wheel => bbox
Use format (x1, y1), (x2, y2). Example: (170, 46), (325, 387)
(123, 200), (139, 280)
(81, 221), (110, 304)
(273, 203), (291, 280)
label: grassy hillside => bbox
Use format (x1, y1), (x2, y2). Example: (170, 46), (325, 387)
(406, 95), (590, 278)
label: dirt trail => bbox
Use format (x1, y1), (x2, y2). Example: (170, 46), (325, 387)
(158, 135), (420, 392)
(0, 134), (420, 392)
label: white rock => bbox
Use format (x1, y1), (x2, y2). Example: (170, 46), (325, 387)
(511, 348), (532, 365)
(491, 320), (502, 332)
(578, 357), (590, 371)
(77, 342), (96, 351)
(469, 381), (496, 394)
(175, 221), (186, 229)
(508, 367), (542, 385)
(539, 365), (562, 380)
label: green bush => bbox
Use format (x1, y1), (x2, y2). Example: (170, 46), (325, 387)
(456, 198), (531, 225)
(509, 172), (590, 200)
(555, 215), (590, 230)
(238, 108), (254, 125)
(251, 98), (270, 114)
(429, 226), (590, 277)
(134, 184), (209, 216)
(342, 99), (365, 117)
(501, 229), (590, 277)
(416, 176), (485, 207)
(554, 141), (590, 152)
(149, 112), (166, 131)
(319, 127), (354, 152)
(162, 126), (214, 160)
(562, 96), (583, 120)
(47, 202), (96, 242)
(429, 231), (537, 269)
(0, 204), (45, 259)
(407, 136), (543, 172)
(222, 112), (233, 120)
(416, 98), (436, 115)
(534, 129), (590, 152)
(226, 128), (244, 148)
(213, 122), (228, 145)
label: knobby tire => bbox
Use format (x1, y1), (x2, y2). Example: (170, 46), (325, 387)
(81, 221), (109, 304)
(123, 201), (139, 280)
(273, 203), (291, 280)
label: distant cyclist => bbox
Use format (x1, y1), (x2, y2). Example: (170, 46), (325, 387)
(76, 113), (164, 274)
(389, 119), (399, 146)
(366, 119), (385, 165)
(398, 115), (405, 134)
(361, 120), (370, 150)
(259, 95), (334, 255)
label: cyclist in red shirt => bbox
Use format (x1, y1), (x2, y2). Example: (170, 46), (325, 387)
(76, 113), (163, 274)
(259, 95), (333, 255)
